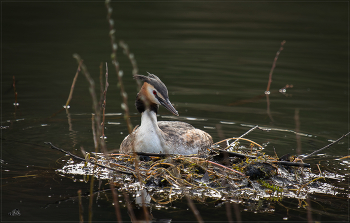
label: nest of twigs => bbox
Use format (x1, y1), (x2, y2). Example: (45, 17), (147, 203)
(50, 135), (340, 211)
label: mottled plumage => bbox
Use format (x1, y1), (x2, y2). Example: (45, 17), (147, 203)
(120, 73), (213, 155)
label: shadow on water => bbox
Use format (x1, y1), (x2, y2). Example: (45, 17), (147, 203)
(2, 1), (348, 222)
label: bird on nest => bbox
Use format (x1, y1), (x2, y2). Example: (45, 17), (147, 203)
(120, 73), (213, 155)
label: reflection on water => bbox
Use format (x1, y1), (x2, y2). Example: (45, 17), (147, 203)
(2, 1), (348, 222)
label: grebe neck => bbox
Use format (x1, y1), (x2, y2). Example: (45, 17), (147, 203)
(140, 109), (159, 128)
(135, 97), (159, 114)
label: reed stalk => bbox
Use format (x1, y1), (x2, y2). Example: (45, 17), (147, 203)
(105, 0), (133, 134)
(77, 189), (84, 223)
(265, 40), (286, 94)
(65, 60), (82, 107)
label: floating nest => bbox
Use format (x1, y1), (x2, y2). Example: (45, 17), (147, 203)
(50, 135), (344, 212)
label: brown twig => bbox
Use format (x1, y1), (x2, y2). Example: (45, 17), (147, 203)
(265, 40), (286, 94)
(66, 60), (82, 107)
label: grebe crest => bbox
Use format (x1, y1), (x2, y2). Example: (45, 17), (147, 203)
(120, 72), (213, 155)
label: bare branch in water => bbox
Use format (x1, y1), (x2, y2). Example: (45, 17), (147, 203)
(301, 132), (350, 160)
(265, 40), (286, 94)
(66, 60), (82, 107)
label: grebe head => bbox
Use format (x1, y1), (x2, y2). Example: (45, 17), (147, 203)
(134, 72), (179, 116)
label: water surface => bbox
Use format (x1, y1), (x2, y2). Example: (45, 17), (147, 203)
(2, 1), (348, 222)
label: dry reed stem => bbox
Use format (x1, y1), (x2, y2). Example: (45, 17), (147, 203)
(306, 196), (313, 223)
(105, 1), (133, 134)
(265, 40), (286, 93)
(92, 114), (98, 152)
(105, 1), (148, 221)
(213, 137), (263, 148)
(122, 191), (136, 222)
(266, 94), (274, 122)
(13, 75), (18, 106)
(109, 181), (123, 223)
(88, 176), (94, 223)
(206, 160), (246, 176)
(294, 108), (302, 155)
(302, 132), (350, 160)
(227, 125), (260, 149)
(99, 62), (104, 110)
(186, 194), (204, 223)
(185, 156), (246, 176)
(65, 107), (78, 148)
(72, 54), (106, 153)
(77, 189), (84, 223)
(101, 62), (109, 138)
(233, 203), (242, 223)
(119, 40), (142, 89)
(225, 202), (233, 223)
(66, 60), (82, 107)
(45, 142), (134, 175)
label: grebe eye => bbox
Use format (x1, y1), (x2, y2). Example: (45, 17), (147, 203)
(153, 90), (157, 95)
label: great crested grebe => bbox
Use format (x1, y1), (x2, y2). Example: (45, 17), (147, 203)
(120, 73), (213, 155)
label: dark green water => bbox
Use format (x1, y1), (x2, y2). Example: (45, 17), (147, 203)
(2, 1), (348, 222)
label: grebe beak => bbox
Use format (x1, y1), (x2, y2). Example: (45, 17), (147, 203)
(160, 98), (179, 116)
